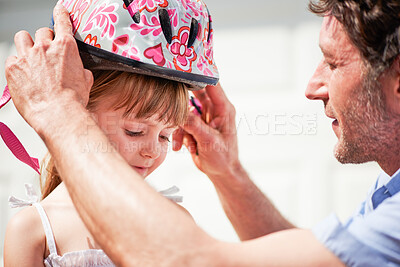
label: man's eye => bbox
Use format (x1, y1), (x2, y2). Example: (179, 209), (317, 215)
(125, 130), (143, 137)
(160, 135), (170, 142)
(327, 62), (337, 70)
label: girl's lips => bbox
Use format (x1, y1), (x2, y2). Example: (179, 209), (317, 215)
(132, 166), (148, 176)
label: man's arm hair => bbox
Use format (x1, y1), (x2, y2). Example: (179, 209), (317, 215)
(43, 100), (343, 266)
(212, 164), (295, 240)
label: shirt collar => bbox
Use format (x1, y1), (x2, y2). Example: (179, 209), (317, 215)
(378, 168), (400, 188)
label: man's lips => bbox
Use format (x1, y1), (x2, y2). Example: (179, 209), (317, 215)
(326, 114), (339, 137)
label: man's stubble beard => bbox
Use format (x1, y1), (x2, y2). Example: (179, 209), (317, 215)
(333, 68), (392, 165)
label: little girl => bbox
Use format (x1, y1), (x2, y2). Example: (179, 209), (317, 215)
(3, 0), (218, 265)
(4, 70), (188, 266)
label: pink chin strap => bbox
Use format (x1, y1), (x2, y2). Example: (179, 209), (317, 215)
(0, 85), (40, 174)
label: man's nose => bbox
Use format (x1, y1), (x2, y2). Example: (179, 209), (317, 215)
(305, 60), (329, 101)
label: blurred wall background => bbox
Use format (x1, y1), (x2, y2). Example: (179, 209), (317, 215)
(0, 0), (381, 264)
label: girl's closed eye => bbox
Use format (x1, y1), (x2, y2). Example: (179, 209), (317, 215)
(159, 134), (171, 142)
(125, 129), (144, 137)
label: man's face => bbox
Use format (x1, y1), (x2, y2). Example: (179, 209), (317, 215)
(305, 16), (390, 164)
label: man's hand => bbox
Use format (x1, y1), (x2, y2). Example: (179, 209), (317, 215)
(4, 3), (93, 135)
(173, 83), (242, 180)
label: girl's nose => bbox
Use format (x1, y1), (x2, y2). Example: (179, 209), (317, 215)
(139, 140), (161, 159)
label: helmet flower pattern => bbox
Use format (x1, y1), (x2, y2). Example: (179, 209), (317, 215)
(179, 0), (202, 18)
(112, 34), (141, 60)
(139, 0), (168, 13)
(62, 0), (218, 87)
(144, 43), (166, 66)
(203, 27), (213, 64)
(61, 0), (75, 9)
(70, 0), (92, 35)
(168, 27), (197, 72)
(196, 55), (212, 76)
(83, 0), (119, 39)
(168, 9), (179, 29)
(130, 13), (163, 38)
(130, 7), (178, 38)
(84, 34), (101, 48)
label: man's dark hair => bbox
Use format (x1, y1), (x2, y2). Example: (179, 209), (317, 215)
(309, 0), (400, 75)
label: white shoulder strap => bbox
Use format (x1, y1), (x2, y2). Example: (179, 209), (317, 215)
(32, 203), (58, 256)
(8, 184), (58, 256)
(8, 184), (39, 208)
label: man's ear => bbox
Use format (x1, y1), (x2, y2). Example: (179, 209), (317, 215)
(381, 56), (400, 114)
(390, 55), (400, 107)
(395, 56), (400, 93)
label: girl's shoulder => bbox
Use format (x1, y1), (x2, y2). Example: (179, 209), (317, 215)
(4, 205), (46, 266)
(6, 205), (45, 245)
(6, 205), (45, 243)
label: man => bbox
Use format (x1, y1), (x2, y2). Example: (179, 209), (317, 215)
(4, 0), (400, 266)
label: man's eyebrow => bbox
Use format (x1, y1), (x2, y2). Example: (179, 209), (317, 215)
(319, 44), (333, 58)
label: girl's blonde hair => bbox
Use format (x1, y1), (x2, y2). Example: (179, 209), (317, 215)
(40, 70), (189, 199)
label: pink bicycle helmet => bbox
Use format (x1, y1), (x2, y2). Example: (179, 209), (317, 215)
(58, 0), (219, 90)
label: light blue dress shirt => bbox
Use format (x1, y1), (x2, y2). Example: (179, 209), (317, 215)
(313, 168), (400, 267)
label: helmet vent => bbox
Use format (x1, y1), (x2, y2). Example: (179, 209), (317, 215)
(206, 8), (212, 43)
(132, 11), (141, 23)
(187, 18), (198, 48)
(123, 0), (133, 7)
(123, 0), (140, 23)
(159, 9), (173, 44)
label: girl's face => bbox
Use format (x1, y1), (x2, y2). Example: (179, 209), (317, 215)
(92, 101), (176, 178)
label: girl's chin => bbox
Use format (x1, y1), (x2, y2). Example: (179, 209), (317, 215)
(132, 166), (149, 177)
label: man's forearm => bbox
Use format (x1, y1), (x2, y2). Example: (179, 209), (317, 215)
(210, 164), (294, 241)
(40, 101), (221, 266)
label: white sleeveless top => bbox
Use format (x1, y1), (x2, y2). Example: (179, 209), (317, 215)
(9, 184), (183, 267)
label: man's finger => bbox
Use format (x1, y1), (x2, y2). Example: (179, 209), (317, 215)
(172, 128), (184, 151)
(53, 3), (73, 38)
(205, 82), (229, 108)
(192, 88), (209, 103)
(14, 31), (34, 57)
(35, 27), (55, 44)
(182, 133), (197, 155)
(182, 112), (217, 144)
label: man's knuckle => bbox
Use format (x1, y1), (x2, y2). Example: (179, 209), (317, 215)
(58, 34), (75, 46)
(35, 42), (50, 51)
(5, 60), (16, 73)
(36, 27), (49, 33)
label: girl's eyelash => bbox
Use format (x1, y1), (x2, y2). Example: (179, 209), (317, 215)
(160, 135), (170, 142)
(125, 130), (144, 137)
(125, 129), (170, 142)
